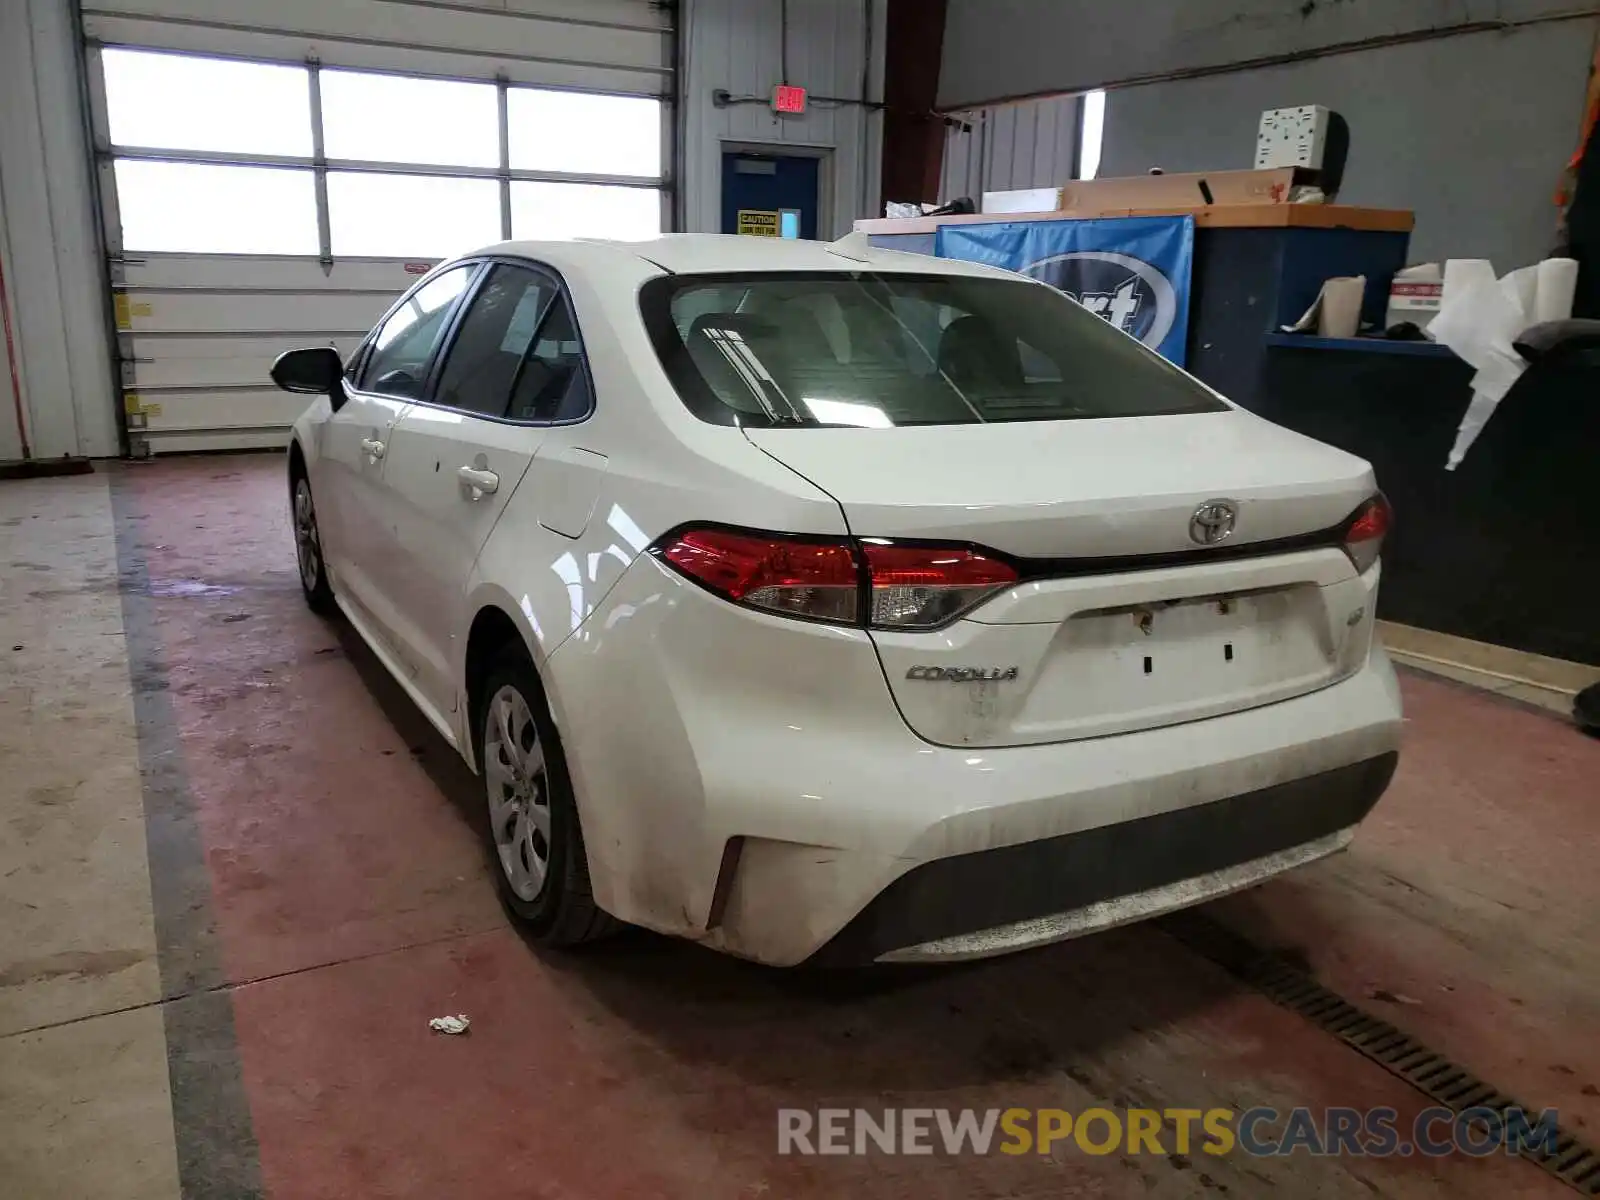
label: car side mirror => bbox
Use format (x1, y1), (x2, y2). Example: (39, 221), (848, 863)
(271, 346), (345, 397)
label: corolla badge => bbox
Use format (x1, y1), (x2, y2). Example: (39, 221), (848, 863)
(1023, 251), (1180, 351)
(906, 666), (1019, 682)
(1189, 499), (1239, 546)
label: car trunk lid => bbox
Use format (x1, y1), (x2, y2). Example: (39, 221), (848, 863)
(744, 412), (1380, 747)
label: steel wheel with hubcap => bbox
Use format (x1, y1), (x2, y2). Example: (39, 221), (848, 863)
(291, 472), (336, 613)
(476, 646), (617, 945)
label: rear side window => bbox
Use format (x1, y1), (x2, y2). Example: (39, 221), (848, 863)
(432, 264), (556, 417)
(640, 271), (1225, 428)
(361, 265), (474, 398)
(506, 294), (591, 423)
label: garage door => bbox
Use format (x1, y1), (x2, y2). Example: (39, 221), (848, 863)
(80, 1), (673, 454)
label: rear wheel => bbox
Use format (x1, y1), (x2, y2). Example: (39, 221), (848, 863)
(477, 644), (617, 945)
(291, 472), (337, 615)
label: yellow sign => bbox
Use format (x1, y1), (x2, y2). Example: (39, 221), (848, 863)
(736, 209), (780, 236)
(113, 296), (153, 329)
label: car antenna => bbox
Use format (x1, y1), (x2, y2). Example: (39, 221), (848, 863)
(825, 230), (873, 263)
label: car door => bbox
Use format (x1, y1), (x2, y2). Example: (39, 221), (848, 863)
(377, 261), (588, 722)
(317, 263), (478, 653)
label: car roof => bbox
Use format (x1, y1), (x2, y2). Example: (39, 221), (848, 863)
(464, 232), (1025, 282)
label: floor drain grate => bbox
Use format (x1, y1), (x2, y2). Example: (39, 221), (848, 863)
(1159, 911), (1600, 1195)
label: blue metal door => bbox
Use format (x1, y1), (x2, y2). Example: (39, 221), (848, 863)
(721, 152), (820, 239)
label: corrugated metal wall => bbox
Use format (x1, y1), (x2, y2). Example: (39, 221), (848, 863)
(0, 0), (120, 460)
(682, 0), (884, 236)
(939, 94), (1080, 205)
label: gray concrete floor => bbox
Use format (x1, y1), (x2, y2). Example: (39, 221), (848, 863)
(1, 471), (179, 1198)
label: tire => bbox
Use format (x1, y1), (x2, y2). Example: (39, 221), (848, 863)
(477, 642), (617, 945)
(290, 470), (338, 615)
(1576, 681), (1600, 734)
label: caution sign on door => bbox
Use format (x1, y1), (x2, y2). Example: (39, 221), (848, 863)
(736, 209), (780, 236)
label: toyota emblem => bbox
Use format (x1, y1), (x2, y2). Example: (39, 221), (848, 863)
(1189, 500), (1239, 546)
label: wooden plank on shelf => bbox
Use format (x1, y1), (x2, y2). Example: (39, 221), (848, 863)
(856, 204), (1414, 236)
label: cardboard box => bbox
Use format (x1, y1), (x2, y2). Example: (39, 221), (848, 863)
(1055, 168), (1304, 212)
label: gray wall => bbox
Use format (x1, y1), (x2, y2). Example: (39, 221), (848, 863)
(1099, 21), (1596, 266)
(937, 0), (1588, 109)
(0, 0), (120, 459)
(682, 0), (884, 237)
(939, 94), (1079, 205)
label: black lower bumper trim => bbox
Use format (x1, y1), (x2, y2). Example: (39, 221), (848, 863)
(808, 752), (1398, 966)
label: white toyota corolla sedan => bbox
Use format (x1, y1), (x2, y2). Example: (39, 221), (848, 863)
(272, 233), (1402, 966)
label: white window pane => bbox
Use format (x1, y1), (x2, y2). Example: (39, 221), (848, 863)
(328, 173), (501, 257)
(511, 183), (661, 242)
(507, 90), (662, 178)
(321, 70), (499, 168)
(102, 49), (311, 157)
(114, 161), (318, 254)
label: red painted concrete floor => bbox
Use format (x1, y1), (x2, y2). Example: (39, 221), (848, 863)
(117, 454), (1599, 1198)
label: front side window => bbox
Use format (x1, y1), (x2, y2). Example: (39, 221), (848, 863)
(432, 265), (556, 418)
(642, 272), (1226, 428)
(361, 265), (475, 398)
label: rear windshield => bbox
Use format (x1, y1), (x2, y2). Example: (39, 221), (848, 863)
(640, 271), (1226, 428)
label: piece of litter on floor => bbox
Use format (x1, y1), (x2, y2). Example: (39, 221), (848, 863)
(428, 1014), (471, 1035)
(1367, 988), (1421, 1006)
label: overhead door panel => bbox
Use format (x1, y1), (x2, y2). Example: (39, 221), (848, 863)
(115, 255), (417, 451)
(82, 0), (672, 95)
(84, 0), (673, 454)
(125, 335), (368, 389)
(124, 290), (386, 336)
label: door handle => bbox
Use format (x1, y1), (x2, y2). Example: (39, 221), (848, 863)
(457, 465), (500, 499)
(360, 437), (385, 460)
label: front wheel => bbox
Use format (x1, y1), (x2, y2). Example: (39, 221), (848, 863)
(291, 472), (337, 615)
(478, 645), (617, 946)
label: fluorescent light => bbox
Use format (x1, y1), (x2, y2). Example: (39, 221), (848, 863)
(1080, 90), (1105, 181)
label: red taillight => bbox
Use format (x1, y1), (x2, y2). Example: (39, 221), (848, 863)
(655, 528), (1019, 629)
(1343, 494), (1391, 573)
(660, 528), (860, 623)
(860, 542), (1018, 629)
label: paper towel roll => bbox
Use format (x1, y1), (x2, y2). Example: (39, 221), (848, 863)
(1534, 257), (1579, 324)
(1501, 265), (1538, 317)
(1317, 276), (1366, 338)
(1443, 258), (1496, 307)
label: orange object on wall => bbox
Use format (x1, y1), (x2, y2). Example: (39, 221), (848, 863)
(1557, 36), (1600, 207)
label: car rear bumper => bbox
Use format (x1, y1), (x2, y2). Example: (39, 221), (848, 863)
(808, 752), (1396, 964)
(548, 554), (1404, 967)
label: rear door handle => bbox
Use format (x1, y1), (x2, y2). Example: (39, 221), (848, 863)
(360, 437), (385, 460)
(457, 465), (499, 499)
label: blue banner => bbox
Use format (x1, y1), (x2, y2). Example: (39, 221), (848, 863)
(936, 215), (1196, 365)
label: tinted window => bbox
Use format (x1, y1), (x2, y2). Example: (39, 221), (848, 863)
(433, 265), (556, 417)
(361, 266), (474, 397)
(507, 295), (592, 423)
(641, 272), (1227, 428)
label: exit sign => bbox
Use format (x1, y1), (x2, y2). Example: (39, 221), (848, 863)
(772, 84), (807, 115)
